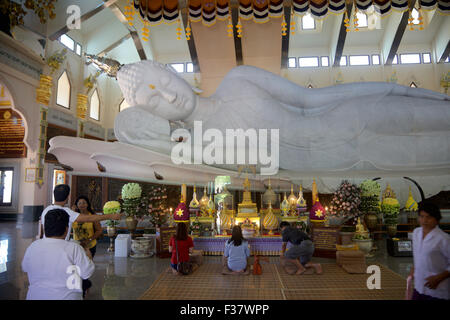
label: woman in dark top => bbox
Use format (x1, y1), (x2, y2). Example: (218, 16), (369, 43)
(169, 222), (194, 275)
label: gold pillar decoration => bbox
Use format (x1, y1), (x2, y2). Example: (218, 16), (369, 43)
(36, 75), (53, 106)
(35, 75), (52, 187)
(181, 183), (187, 202)
(176, 14), (182, 40)
(227, 15), (233, 37)
(185, 19), (191, 40)
(34, 48), (67, 186)
(312, 179), (319, 204)
(76, 93), (88, 120)
(236, 17), (242, 38)
(281, 14), (287, 36)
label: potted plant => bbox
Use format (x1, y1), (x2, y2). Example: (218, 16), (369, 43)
(359, 180), (381, 232)
(381, 198), (400, 237)
(352, 232), (373, 256)
(103, 201), (121, 252)
(121, 183), (142, 234)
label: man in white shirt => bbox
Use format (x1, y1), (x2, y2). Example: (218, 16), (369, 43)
(22, 209), (95, 299)
(410, 202), (450, 300)
(39, 184), (122, 241)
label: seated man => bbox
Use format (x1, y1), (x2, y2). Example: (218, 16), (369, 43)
(22, 209), (95, 300)
(280, 221), (322, 275)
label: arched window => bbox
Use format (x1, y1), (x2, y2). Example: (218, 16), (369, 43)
(356, 12), (368, 28)
(90, 89), (100, 120)
(119, 98), (130, 112)
(410, 82), (418, 88)
(302, 13), (315, 30)
(56, 71), (71, 109)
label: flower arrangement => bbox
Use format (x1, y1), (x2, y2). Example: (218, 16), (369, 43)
(142, 185), (168, 227)
(359, 180), (381, 214)
(353, 233), (370, 240)
(0, 0), (57, 30)
(381, 197), (400, 226)
(103, 201), (121, 227)
(329, 180), (362, 220)
(83, 71), (102, 95)
(46, 48), (67, 75)
(190, 220), (203, 234)
(360, 180), (381, 197)
(122, 183), (142, 199)
(121, 183), (142, 218)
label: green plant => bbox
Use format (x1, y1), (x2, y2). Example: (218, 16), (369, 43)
(359, 195), (380, 213)
(46, 48), (67, 75)
(353, 233), (370, 240)
(121, 183), (143, 218)
(360, 180), (381, 197)
(0, 0), (57, 28)
(103, 200), (121, 227)
(83, 71), (102, 95)
(190, 220), (203, 233)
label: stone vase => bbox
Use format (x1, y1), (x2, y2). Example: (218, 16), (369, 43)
(131, 237), (151, 258)
(353, 238), (373, 256)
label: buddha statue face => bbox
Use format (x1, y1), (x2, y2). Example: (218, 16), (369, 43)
(117, 60), (197, 121)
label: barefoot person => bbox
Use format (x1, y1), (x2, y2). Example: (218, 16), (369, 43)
(280, 221), (322, 275)
(222, 226), (251, 275)
(168, 222), (197, 275)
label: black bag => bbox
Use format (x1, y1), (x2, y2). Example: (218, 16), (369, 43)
(175, 240), (192, 275)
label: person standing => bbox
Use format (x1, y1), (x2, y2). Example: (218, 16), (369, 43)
(280, 221), (322, 275)
(72, 195), (103, 298)
(409, 202), (450, 300)
(223, 226), (251, 275)
(39, 184), (122, 241)
(22, 209), (95, 300)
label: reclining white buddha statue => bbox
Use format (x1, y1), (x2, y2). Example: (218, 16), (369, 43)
(86, 55), (450, 177)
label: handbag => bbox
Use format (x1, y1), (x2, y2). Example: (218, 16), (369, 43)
(175, 239), (192, 275)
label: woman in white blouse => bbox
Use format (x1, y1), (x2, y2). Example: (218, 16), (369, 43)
(409, 202), (450, 300)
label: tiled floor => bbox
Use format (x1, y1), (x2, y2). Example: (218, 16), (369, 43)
(0, 220), (413, 300)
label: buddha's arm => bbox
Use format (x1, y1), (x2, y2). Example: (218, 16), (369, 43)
(216, 66), (308, 108)
(217, 66), (448, 109)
